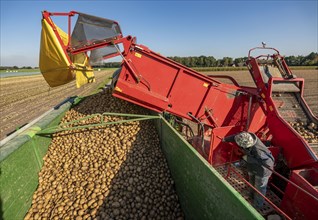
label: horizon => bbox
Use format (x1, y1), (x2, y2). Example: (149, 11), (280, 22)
(1, 0), (317, 67)
(0, 51), (317, 69)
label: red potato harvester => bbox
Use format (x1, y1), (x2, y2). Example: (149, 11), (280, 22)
(40, 11), (318, 219)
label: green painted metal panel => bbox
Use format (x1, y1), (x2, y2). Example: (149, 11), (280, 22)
(155, 115), (263, 220)
(0, 111), (67, 220)
(0, 99), (74, 162)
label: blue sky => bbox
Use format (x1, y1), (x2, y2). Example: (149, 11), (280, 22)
(1, 0), (317, 67)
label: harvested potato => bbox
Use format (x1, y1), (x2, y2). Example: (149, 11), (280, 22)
(25, 90), (183, 220)
(288, 121), (318, 143)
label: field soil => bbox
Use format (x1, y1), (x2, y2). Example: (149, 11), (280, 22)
(0, 69), (317, 140)
(0, 70), (113, 140)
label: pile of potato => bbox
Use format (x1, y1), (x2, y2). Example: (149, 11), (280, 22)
(25, 90), (183, 220)
(288, 121), (318, 143)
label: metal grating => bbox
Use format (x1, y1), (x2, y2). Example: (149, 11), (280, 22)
(215, 164), (282, 217)
(272, 92), (307, 123)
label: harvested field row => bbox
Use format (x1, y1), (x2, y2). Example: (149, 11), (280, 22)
(25, 90), (183, 220)
(0, 71), (113, 140)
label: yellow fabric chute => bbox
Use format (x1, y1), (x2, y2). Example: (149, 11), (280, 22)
(72, 53), (95, 88)
(39, 19), (95, 88)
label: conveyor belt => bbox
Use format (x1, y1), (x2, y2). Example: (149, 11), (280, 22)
(272, 92), (318, 155)
(273, 92), (307, 123)
(215, 164), (281, 217)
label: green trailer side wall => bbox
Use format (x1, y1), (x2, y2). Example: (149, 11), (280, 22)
(0, 112), (67, 220)
(155, 115), (263, 220)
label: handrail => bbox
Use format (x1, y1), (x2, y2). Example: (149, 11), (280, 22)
(37, 112), (160, 135)
(207, 75), (240, 87)
(248, 46), (280, 60)
(261, 162), (318, 202)
(219, 145), (318, 220)
(226, 164), (291, 220)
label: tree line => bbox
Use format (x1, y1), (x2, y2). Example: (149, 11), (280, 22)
(0, 66), (37, 70)
(284, 52), (317, 66)
(167, 52), (317, 67)
(98, 52), (317, 68)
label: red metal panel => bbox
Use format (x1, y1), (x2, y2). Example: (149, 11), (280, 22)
(115, 45), (253, 126)
(114, 44), (267, 129)
(167, 70), (210, 118)
(124, 50), (180, 98)
(210, 126), (243, 165)
(247, 102), (267, 132)
(268, 114), (317, 168)
(113, 79), (168, 112)
(211, 90), (248, 127)
(281, 169), (318, 220)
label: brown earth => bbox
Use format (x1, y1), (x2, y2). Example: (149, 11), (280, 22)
(0, 69), (317, 140)
(0, 70), (113, 140)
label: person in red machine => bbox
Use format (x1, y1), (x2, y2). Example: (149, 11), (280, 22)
(222, 131), (275, 209)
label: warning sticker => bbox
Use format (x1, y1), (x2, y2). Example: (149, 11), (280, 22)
(115, 86), (122, 92)
(135, 52), (142, 58)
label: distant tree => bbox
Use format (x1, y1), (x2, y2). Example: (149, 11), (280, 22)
(285, 56), (298, 66)
(101, 62), (121, 68)
(22, 66), (32, 69)
(216, 59), (222, 67)
(208, 56), (217, 67)
(189, 57), (196, 67)
(203, 56), (211, 67)
(234, 58), (245, 67)
(199, 57), (203, 66)
(173, 56), (181, 65)
(303, 52), (318, 66)
(183, 57), (190, 67)
(221, 57), (233, 67)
